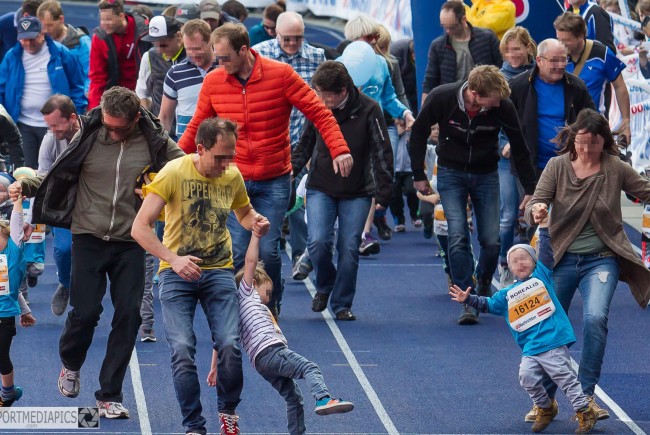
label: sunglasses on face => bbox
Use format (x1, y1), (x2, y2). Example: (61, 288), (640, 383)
(361, 32), (380, 42)
(279, 34), (303, 43)
(103, 118), (135, 134)
(263, 24), (276, 32)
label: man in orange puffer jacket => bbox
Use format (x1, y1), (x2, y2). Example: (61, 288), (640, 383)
(178, 23), (352, 316)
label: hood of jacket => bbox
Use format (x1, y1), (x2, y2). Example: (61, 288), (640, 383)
(500, 61), (534, 81)
(61, 24), (85, 48)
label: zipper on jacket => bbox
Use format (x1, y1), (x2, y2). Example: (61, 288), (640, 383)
(242, 86), (253, 177)
(464, 111), (473, 172)
(104, 141), (125, 241)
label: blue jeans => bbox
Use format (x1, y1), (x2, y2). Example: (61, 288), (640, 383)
(227, 173), (290, 311)
(159, 268), (242, 433)
(255, 345), (330, 435)
(436, 166), (500, 290)
(289, 206), (308, 261)
(545, 253), (619, 397)
(306, 190), (371, 314)
(52, 227), (71, 289)
(498, 159), (520, 263)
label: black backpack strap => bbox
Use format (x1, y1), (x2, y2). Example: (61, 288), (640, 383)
(93, 27), (121, 89)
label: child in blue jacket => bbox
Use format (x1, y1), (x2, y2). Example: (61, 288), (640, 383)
(0, 190), (36, 407)
(449, 215), (598, 434)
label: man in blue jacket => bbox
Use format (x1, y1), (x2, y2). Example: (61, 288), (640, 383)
(0, 16), (86, 169)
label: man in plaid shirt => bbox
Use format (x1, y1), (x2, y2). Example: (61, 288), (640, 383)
(253, 10), (325, 276)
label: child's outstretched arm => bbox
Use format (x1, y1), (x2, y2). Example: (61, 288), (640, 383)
(537, 216), (554, 270)
(9, 199), (24, 246)
(449, 284), (490, 313)
(243, 234), (260, 287)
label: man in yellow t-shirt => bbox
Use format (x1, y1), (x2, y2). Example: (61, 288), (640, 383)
(132, 117), (270, 435)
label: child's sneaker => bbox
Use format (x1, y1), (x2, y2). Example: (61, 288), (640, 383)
(58, 367), (80, 398)
(0, 386), (23, 407)
(412, 219), (423, 228)
(219, 412), (240, 435)
(531, 400), (558, 432)
(574, 402), (598, 433)
(97, 400), (129, 419)
(394, 224), (406, 232)
(315, 397), (354, 416)
(359, 233), (380, 256)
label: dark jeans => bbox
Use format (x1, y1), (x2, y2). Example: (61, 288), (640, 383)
(52, 227), (72, 289)
(389, 171), (419, 224)
(159, 268), (242, 433)
(227, 173), (291, 311)
(437, 166), (500, 290)
(59, 234), (145, 402)
(256, 345), (329, 435)
(0, 317), (16, 375)
(306, 190), (371, 314)
(16, 122), (46, 169)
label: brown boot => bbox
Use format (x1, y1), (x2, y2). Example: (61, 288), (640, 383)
(588, 396), (610, 420)
(525, 399), (558, 423)
(531, 400), (558, 433)
(575, 402), (598, 434)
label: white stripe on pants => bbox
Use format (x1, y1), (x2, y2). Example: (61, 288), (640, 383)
(519, 346), (590, 412)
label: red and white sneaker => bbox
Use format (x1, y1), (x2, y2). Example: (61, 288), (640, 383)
(219, 412), (240, 435)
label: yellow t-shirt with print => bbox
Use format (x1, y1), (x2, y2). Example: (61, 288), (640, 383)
(144, 155), (250, 272)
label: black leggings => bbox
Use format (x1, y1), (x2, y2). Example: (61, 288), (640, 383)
(0, 316), (16, 375)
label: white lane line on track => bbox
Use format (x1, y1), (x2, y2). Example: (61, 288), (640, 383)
(491, 277), (647, 435)
(129, 349), (152, 435)
(286, 244), (399, 435)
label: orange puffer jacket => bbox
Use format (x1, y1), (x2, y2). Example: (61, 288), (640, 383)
(178, 50), (349, 181)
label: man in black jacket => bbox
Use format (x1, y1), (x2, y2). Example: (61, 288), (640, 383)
(10, 87), (184, 419)
(421, 1), (502, 104)
(409, 65), (536, 325)
(292, 60), (393, 321)
(509, 39), (596, 176)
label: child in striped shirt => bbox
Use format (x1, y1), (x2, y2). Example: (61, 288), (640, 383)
(208, 235), (353, 435)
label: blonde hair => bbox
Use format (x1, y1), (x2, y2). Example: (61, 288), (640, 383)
(344, 15), (378, 41)
(0, 221), (9, 239)
(467, 65), (511, 99)
(499, 26), (537, 64)
(234, 261), (272, 288)
(375, 24), (393, 61)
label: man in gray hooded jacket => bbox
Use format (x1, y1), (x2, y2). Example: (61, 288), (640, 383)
(37, 0), (91, 92)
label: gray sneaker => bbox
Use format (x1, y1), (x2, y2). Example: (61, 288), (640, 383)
(292, 252), (313, 280)
(457, 304), (479, 325)
(58, 367), (80, 398)
(51, 284), (70, 316)
(139, 326), (157, 342)
(498, 264), (514, 289)
(97, 400), (129, 419)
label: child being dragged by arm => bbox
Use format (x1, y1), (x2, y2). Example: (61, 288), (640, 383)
(449, 208), (598, 434)
(208, 234), (353, 434)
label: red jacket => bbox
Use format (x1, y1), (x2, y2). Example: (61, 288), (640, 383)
(178, 50), (349, 181)
(88, 15), (147, 109)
